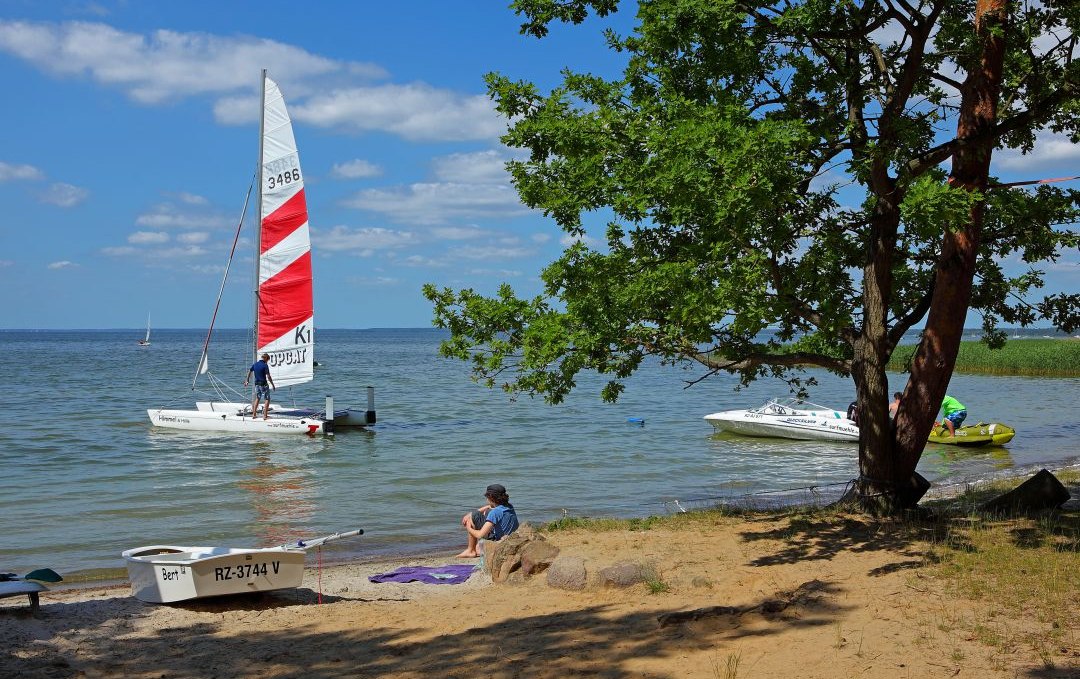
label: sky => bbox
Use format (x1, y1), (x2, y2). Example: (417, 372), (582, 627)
(0, 1), (1076, 330)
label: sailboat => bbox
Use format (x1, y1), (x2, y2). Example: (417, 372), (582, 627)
(137, 313), (151, 346)
(147, 71), (372, 435)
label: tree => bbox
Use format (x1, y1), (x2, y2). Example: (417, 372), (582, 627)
(423, 0), (1079, 511)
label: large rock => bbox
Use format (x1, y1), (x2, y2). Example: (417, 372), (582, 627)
(981, 469), (1071, 514)
(546, 555), (588, 590)
(486, 529), (550, 583)
(520, 540), (560, 575)
(597, 561), (648, 588)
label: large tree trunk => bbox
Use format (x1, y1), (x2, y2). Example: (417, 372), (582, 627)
(899, 0), (1007, 474)
(851, 197), (907, 512)
(849, 0), (1007, 513)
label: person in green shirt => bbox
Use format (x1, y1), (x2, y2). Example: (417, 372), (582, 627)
(937, 395), (967, 437)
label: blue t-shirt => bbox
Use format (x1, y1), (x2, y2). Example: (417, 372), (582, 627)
(485, 504), (519, 541)
(249, 360), (271, 385)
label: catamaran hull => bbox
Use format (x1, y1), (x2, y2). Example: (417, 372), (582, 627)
(147, 409), (325, 434)
(705, 411), (859, 442)
(194, 402), (372, 428)
(122, 545), (306, 603)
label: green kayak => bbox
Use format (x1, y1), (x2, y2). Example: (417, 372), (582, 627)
(927, 422), (1015, 446)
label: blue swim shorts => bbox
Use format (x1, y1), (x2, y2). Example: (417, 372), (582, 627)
(945, 410), (967, 427)
(255, 384), (271, 399)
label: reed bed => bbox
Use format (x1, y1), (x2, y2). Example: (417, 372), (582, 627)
(889, 338), (1080, 377)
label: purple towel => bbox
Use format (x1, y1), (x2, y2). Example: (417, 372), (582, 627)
(368, 564), (477, 585)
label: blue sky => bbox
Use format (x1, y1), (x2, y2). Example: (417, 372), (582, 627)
(0, 2), (1076, 330)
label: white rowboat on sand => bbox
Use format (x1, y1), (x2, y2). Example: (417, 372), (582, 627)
(122, 529), (363, 604)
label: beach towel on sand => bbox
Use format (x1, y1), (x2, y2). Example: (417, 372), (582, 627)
(368, 565), (476, 585)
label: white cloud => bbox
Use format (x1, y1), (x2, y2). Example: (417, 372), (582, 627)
(446, 244), (534, 260)
(330, 159), (382, 179)
(430, 225), (488, 240)
(0, 20), (386, 105)
(403, 254), (444, 267)
(313, 225), (419, 253)
(560, 233), (599, 247)
(135, 205), (229, 230)
(47, 260), (76, 269)
(464, 268), (523, 277)
(128, 231), (170, 244)
(531, 233), (552, 243)
(997, 132), (1080, 171)
(0, 260), (13, 267)
(177, 231), (209, 244)
(40, 182), (89, 207)
(344, 182), (529, 225)
(431, 150), (510, 183)
(177, 192), (209, 205)
(146, 245), (210, 259)
(283, 84), (504, 142)
(0, 161), (44, 181)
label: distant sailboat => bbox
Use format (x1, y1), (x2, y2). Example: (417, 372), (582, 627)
(138, 314), (151, 346)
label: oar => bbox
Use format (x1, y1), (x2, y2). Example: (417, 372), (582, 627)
(282, 529), (363, 551)
(0, 568), (63, 584)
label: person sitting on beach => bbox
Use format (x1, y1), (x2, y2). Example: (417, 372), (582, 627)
(456, 483), (519, 558)
(938, 395), (967, 437)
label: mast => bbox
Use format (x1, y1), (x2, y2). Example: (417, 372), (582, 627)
(253, 68), (267, 367)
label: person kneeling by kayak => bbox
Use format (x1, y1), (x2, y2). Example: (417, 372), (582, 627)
(937, 395), (968, 437)
(456, 483), (519, 558)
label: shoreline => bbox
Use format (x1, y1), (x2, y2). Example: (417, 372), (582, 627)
(32, 461), (1080, 597)
(6, 481), (1076, 679)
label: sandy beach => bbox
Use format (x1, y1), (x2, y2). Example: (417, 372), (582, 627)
(5, 505), (1078, 679)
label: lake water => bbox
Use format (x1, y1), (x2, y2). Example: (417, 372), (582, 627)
(1, 328), (1078, 578)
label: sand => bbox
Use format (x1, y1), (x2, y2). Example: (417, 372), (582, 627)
(3, 513), (1078, 679)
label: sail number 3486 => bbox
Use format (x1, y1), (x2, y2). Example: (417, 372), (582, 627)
(267, 169), (301, 189)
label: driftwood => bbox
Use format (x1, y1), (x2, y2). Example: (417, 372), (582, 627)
(980, 469), (1071, 514)
(657, 580), (824, 627)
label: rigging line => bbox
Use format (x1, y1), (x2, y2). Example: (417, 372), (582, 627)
(989, 175), (1080, 188)
(192, 171), (257, 390)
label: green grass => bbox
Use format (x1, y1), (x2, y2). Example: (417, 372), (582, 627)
(888, 338), (1080, 377)
(540, 471), (1080, 668)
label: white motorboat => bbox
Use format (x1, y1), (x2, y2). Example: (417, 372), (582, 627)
(122, 529), (362, 604)
(704, 398), (858, 442)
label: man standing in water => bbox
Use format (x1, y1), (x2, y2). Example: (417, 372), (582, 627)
(938, 394), (967, 437)
(243, 353), (276, 420)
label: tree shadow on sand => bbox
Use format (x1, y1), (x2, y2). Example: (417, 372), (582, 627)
(736, 513), (970, 570)
(6, 580), (853, 679)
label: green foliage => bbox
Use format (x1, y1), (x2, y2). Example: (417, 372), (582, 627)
(424, 0), (1079, 406)
(889, 338), (1080, 377)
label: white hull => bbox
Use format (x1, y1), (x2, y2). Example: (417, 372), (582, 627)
(194, 401), (372, 428)
(705, 399), (859, 442)
(147, 408), (325, 434)
(122, 545), (306, 603)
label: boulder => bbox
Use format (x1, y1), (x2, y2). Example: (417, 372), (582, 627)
(519, 540), (560, 576)
(546, 555), (588, 591)
(980, 469), (1071, 514)
(485, 530), (552, 582)
(597, 561), (648, 588)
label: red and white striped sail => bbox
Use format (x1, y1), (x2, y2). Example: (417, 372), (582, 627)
(257, 74), (314, 388)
